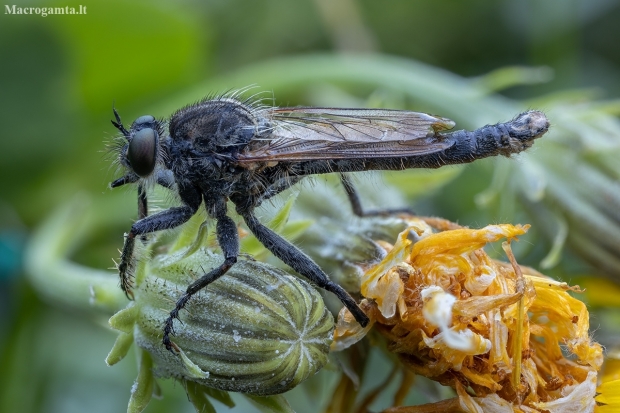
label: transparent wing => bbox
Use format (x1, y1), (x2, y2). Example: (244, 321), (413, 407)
(237, 107), (456, 163)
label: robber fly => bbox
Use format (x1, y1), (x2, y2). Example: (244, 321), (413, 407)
(109, 90), (549, 352)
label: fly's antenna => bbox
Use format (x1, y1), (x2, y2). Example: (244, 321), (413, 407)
(112, 104), (131, 140)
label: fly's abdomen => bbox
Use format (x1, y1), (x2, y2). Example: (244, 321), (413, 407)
(412, 110), (549, 169)
(454, 110), (549, 159)
(308, 110), (549, 174)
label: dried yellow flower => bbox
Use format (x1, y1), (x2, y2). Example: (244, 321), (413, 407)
(333, 219), (603, 413)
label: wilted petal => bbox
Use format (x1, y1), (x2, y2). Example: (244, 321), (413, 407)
(531, 371), (597, 413)
(362, 228), (413, 318)
(334, 218), (601, 412)
(421, 286), (455, 329)
(331, 304), (375, 351)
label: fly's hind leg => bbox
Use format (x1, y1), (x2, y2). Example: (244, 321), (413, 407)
(240, 209), (370, 328)
(340, 173), (414, 217)
(260, 175), (304, 203)
(162, 204), (239, 352)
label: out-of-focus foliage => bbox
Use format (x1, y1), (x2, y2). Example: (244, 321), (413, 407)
(2, 0), (620, 412)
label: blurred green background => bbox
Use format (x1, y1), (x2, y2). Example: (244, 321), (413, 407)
(2, 0), (620, 412)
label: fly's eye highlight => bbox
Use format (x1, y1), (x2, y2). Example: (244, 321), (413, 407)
(128, 128), (157, 177)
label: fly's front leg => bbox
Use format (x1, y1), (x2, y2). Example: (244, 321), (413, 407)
(340, 173), (414, 217)
(137, 185), (148, 246)
(241, 210), (370, 328)
(137, 184), (148, 219)
(162, 208), (239, 352)
(118, 204), (197, 298)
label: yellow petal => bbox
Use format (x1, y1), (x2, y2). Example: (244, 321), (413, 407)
(601, 350), (620, 383)
(409, 224), (529, 262)
(596, 378), (620, 409)
(527, 276), (604, 369)
(361, 229), (412, 317)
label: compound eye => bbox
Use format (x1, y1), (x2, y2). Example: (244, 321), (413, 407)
(132, 115), (156, 130)
(127, 128), (157, 177)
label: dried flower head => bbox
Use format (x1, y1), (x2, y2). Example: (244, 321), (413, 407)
(333, 218), (603, 413)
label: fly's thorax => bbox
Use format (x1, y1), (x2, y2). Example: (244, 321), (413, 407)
(169, 98), (259, 155)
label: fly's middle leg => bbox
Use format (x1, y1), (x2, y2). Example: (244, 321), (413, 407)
(340, 173), (414, 217)
(162, 214), (239, 352)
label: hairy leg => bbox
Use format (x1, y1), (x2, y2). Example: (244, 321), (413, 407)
(118, 205), (197, 297)
(241, 210), (369, 327)
(162, 202), (240, 352)
(340, 173), (414, 217)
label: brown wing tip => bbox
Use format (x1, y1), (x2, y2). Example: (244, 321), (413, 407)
(432, 117), (456, 133)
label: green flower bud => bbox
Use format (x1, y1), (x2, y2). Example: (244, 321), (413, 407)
(110, 244), (334, 396)
(298, 215), (410, 292)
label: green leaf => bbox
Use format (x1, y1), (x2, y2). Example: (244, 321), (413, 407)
(178, 348), (210, 380)
(244, 394), (295, 413)
(171, 208), (209, 253)
(185, 381), (216, 413)
(202, 386), (235, 408)
(471, 66), (554, 94)
(383, 168), (463, 200)
(160, 54), (525, 126)
(241, 219), (312, 259)
(46, 0), (209, 114)
(105, 332), (134, 366)
(108, 305), (138, 334)
(268, 194), (298, 233)
(280, 220), (314, 241)
(127, 350), (154, 413)
(152, 379), (162, 399)
(23, 194), (126, 313)
(241, 235), (268, 257)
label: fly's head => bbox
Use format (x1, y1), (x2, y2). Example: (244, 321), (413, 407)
(111, 108), (169, 183)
